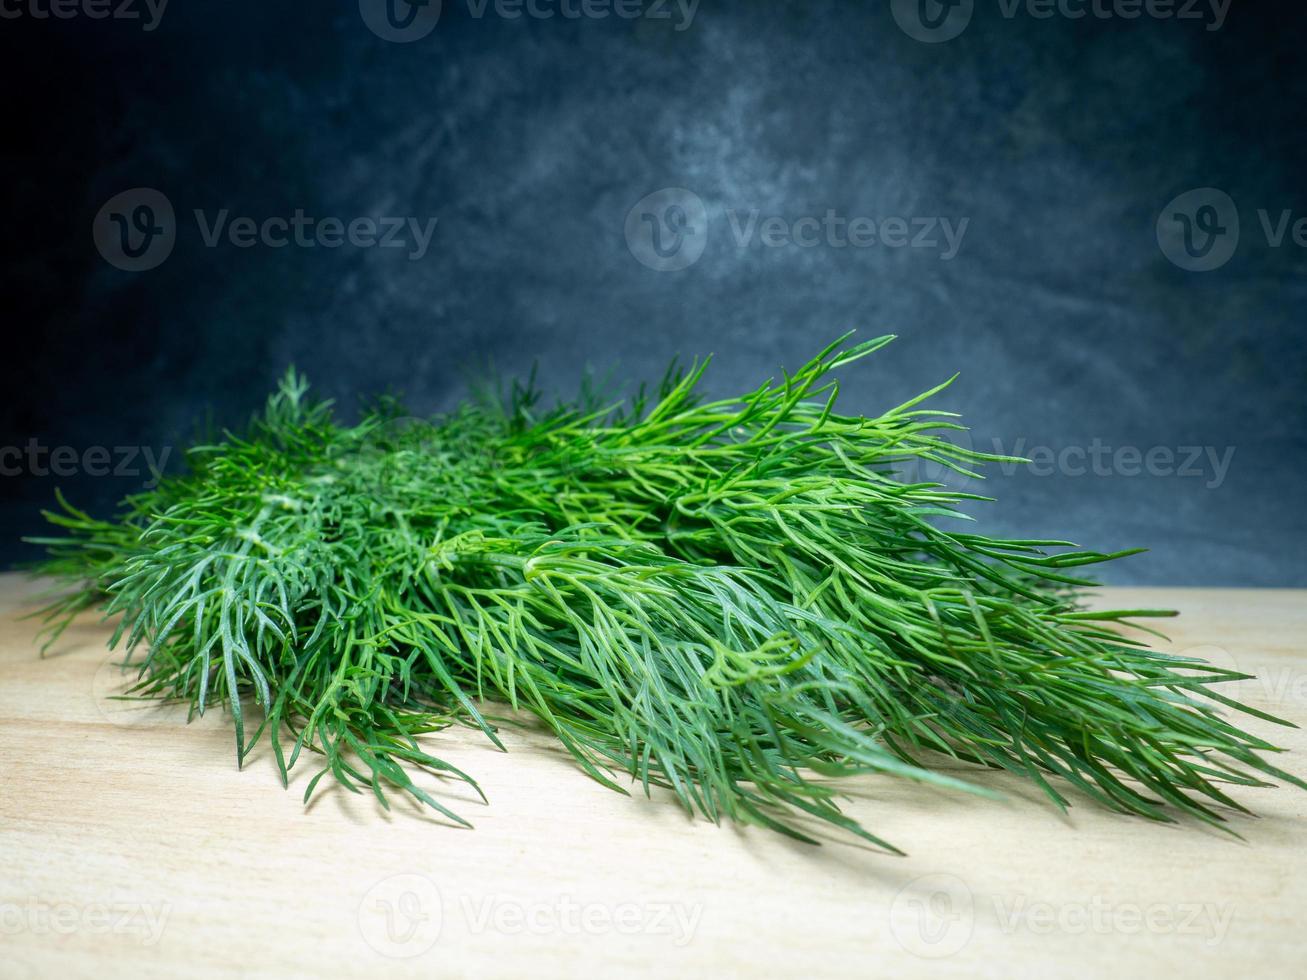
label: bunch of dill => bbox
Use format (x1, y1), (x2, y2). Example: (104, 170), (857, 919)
(29, 336), (1301, 850)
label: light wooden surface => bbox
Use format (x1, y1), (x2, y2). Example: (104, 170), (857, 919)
(1, 573), (1304, 978)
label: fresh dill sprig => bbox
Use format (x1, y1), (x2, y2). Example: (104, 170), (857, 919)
(27, 335), (1302, 850)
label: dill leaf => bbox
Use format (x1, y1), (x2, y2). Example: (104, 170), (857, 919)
(29, 335), (1303, 850)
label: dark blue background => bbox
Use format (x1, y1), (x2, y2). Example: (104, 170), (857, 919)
(2, 0), (1303, 584)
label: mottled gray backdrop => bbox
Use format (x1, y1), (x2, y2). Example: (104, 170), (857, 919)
(2, 0), (1303, 584)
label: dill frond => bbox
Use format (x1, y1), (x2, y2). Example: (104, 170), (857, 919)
(28, 335), (1302, 850)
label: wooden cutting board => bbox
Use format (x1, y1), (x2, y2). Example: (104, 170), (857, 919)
(1, 573), (1304, 978)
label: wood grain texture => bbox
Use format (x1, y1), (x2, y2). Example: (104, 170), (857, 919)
(1, 573), (1304, 978)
